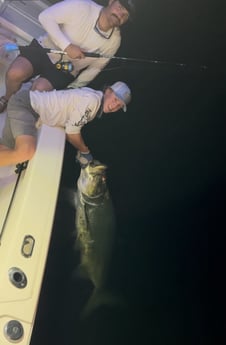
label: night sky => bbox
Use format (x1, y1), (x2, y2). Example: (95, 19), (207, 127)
(30, 1), (225, 344)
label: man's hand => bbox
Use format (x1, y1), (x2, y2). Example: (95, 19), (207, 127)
(64, 43), (85, 59)
(76, 151), (93, 168)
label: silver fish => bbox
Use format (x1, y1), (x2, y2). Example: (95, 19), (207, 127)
(75, 160), (116, 316)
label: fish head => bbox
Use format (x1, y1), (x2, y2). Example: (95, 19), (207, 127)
(77, 160), (108, 201)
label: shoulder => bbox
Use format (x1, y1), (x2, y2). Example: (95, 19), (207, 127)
(41, 0), (102, 16)
(76, 88), (103, 114)
(111, 27), (121, 46)
(80, 88), (103, 101)
(63, 0), (102, 13)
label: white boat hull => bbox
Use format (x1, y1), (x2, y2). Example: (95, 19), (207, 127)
(0, 3), (68, 343)
(0, 125), (65, 344)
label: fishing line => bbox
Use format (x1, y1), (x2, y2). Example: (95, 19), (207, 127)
(3, 42), (208, 70)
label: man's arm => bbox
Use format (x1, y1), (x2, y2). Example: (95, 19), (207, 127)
(39, 1), (72, 51)
(66, 132), (89, 153)
(38, 1), (84, 58)
(67, 37), (120, 88)
(66, 132), (94, 168)
(67, 59), (109, 89)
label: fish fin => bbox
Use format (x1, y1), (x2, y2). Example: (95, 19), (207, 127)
(74, 191), (79, 208)
(80, 289), (126, 320)
(72, 264), (90, 282)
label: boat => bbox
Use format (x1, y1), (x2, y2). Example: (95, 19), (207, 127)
(0, 1), (65, 344)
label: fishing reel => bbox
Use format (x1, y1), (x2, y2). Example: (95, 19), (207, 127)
(54, 54), (73, 73)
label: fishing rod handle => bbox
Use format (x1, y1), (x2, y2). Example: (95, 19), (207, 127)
(84, 52), (102, 58)
(36, 48), (102, 57)
(4, 43), (103, 57)
(43, 50), (102, 58)
(48, 50), (102, 58)
(29, 47), (100, 56)
(4, 43), (67, 55)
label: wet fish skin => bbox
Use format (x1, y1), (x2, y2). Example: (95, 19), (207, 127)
(75, 160), (116, 291)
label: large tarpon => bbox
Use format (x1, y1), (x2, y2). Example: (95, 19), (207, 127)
(74, 160), (117, 316)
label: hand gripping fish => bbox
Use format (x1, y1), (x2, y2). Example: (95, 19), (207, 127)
(75, 161), (121, 317)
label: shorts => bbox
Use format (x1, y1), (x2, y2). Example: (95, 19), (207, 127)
(19, 39), (74, 89)
(0, 87), (39, 149)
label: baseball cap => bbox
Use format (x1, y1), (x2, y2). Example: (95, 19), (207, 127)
(110, 81), (132, 112)
(119, 0), (135, 18)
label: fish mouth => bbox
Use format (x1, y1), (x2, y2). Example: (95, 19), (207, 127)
(89, 160), (107, 169)
(77, 160), (107, 199)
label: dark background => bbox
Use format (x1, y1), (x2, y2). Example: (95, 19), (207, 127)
(31, 1), (225, 344)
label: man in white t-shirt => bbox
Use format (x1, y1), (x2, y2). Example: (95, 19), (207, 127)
(0, 0), (135, 112)
(0, 81), (131, 167)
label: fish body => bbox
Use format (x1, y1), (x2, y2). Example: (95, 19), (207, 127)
(75, 161), (116, 293)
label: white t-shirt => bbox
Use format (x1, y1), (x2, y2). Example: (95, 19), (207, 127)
(30, 88), (103, 134)
(38, 0), (121, 88)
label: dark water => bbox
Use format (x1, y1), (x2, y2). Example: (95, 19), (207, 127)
(31, 1), (225, 344)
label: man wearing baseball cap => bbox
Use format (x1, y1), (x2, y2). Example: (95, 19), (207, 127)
(110, 81), (132, 112)
(0, 81), (131, 168)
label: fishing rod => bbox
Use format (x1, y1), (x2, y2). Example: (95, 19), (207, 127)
(3, 42), (208, 70)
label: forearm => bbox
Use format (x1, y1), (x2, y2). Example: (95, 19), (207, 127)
(0, 145), (19, 166)
(38, 3), (71, 50)
(68, 61), (109, 88)
(0, 137), (36, 166)
(66, 133), (89, 153)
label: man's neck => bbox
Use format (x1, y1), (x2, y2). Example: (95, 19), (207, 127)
(97, 8), (112, 32)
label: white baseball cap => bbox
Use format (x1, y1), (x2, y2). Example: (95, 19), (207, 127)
(110, 81), (132, 112)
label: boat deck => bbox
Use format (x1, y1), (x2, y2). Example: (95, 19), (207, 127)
(0, 0), (47, 41)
